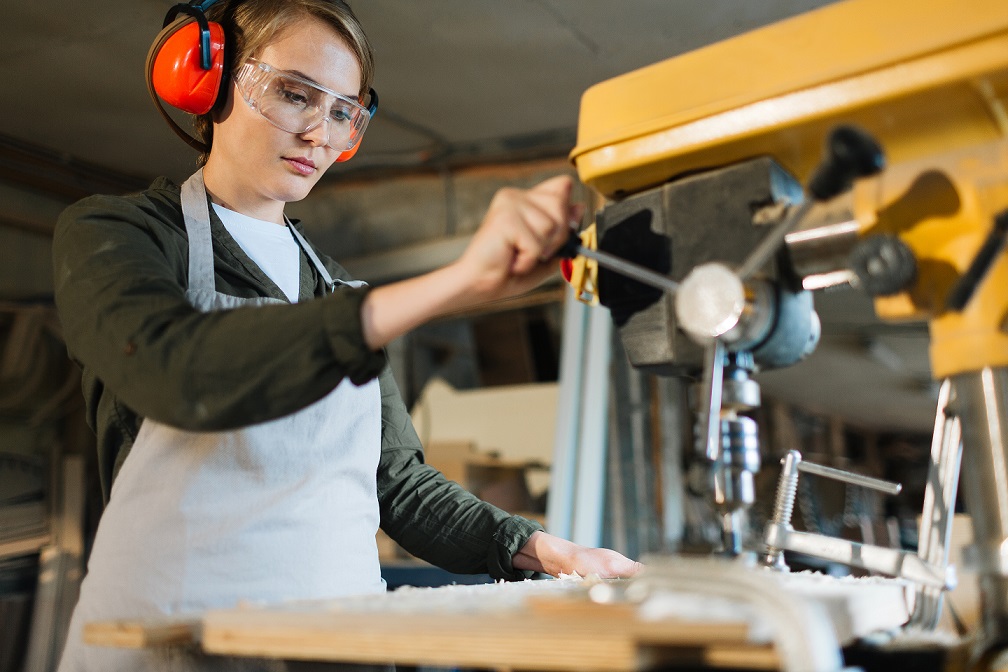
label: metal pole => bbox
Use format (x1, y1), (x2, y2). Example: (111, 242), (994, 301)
(909, 379), (963, 629)
(547, 287), (588, 540)
(570, 305), (613, 548)
(954, 366), (1008, 649)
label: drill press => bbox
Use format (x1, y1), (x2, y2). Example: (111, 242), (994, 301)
(567, 0), (1008, 656)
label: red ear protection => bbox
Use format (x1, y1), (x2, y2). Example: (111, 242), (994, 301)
(151, 20), (226, 115)
(145, 1), (227, 152)
(335, 143), (359, 163)
(146, 1), (375, 161)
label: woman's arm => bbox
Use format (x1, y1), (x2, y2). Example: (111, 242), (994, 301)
(360, 175), (577, 350)
(375, 367), (641, 581)
(374, 366), (544, 579)
(53, 189), (384, 431)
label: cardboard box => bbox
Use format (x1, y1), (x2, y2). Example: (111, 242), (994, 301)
(424, 441), (545, 515)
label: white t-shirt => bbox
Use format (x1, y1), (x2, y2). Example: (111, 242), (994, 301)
(212, 203), (301, 303)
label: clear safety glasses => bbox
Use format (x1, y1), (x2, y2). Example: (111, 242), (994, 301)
(233, 58), (375, 151)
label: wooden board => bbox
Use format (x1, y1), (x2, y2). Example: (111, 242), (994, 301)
(83, 618), (200, 648)
(82, 567), (920, 670)
(83, 579), (773, 671)
(200, 603), (770, 671)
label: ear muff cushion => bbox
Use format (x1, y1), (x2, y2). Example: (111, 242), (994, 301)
(152, 20), (226, 115)
(336, 140), (362, 163)
(336, 89), (378, 162)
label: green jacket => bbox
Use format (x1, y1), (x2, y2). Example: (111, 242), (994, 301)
(52, 177), (542, 580)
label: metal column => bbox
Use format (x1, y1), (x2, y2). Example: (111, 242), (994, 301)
(547, 287), (612, 548)
(955, 366), (1008, 649)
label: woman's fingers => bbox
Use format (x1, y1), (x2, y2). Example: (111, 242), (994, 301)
(460, 174), (583, 298)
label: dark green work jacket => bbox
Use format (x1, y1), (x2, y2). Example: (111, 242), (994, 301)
(52, 177), (542, 580)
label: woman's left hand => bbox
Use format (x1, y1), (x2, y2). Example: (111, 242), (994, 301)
(512, 530), (642, 579)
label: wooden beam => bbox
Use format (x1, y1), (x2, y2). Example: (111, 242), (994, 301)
(83, 619), (200, 649)
(0, 133), (150, 203)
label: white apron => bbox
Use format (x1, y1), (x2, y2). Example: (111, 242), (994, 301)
(58, 170), (385, 671)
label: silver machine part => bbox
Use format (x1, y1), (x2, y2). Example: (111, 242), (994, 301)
(675, 263), (775, 348)
(714, 415), (761, 555)
(763, 451), (802, 570)
(951, 366), (1008, 648)
(797, 460), (903, 496)
(908, 379), (963, 629)
(697, 341), (726, 464)
(783, 202), (861, 291)
(675, 265), (746, 342)
(760, 449), (956, 590)
(737, 199), (815, 281)
(570, 242), (680, 295)
(691, 342), (764, 556)
(763, 523), (953, 589)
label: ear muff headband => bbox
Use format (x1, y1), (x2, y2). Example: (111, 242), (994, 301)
(162, 3), (217, 70)
(146, 1), (226, 152)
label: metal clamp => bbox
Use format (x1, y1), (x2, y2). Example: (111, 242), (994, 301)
(762, 450), (955, 591)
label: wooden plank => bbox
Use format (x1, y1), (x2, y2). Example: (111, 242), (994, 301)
(85, 580), (782, 670)
(81, 569), (917, 671)
(201, 606), (763, 672)
(83, 619), (200, 648)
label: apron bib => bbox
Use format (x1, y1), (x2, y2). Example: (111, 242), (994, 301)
(59, 170), (384, 671)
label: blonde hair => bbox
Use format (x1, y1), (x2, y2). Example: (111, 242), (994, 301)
(194, 0), (374, 165)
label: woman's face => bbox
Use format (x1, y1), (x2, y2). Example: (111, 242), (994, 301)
(206, 15), (363, 220)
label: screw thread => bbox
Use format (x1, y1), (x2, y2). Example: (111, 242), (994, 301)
(771, 450), (802, 526)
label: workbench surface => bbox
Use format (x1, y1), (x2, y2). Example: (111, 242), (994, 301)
(83, 576), (779, 671)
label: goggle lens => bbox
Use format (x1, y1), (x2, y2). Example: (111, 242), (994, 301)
(234, 59), (371, 150)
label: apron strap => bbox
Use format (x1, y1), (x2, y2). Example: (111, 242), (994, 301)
(286, 220), (368, 292)
(180, 169), (216, 294)
(181, 170), (365, 296)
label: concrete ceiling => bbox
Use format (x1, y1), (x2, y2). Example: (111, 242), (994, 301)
(6, 0), (843, 184)
(2, 0), (942, 436)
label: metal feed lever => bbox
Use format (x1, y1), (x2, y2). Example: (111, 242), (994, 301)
(557, 231), (679, 295)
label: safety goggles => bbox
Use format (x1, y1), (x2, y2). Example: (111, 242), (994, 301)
(233, 58), (377, 151)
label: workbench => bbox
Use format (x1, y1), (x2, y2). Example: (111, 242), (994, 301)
(82, 561), (917, 671)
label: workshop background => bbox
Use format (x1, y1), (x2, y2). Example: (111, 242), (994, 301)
(1, 1), (942, 670)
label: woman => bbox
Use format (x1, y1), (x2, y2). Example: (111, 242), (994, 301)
(54, 1), (640, 670)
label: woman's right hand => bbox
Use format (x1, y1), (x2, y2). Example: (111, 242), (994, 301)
(360, 174), (581, 350)
(454, 174), (581, 302)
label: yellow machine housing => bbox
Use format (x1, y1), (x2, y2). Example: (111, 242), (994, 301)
(571, 0), (1008, 379)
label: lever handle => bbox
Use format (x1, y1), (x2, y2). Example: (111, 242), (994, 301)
(808, 125), (886, 201)
(945, 209), (1008, 311)
(797, 460), (902, 496)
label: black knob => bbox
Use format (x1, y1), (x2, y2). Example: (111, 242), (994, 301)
(556, 229), (582, 260)
(808, 126), (886, 201)
(848, 234), (917, 297)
